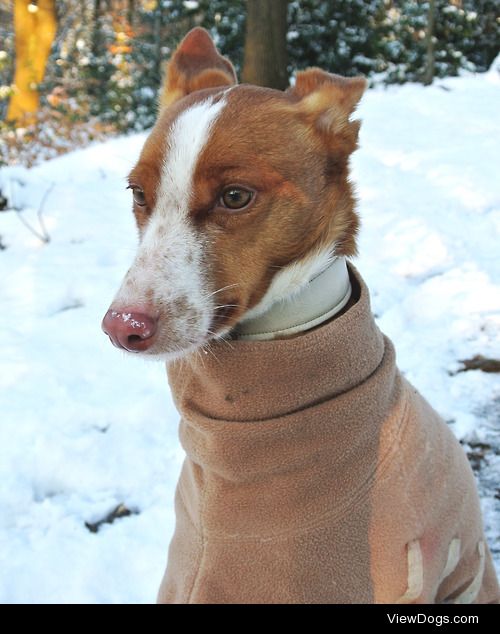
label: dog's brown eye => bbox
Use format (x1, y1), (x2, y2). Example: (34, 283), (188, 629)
(220, 187), (253, 210)
(129, 186), (146, 207)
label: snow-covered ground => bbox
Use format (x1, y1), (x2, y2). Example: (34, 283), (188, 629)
(1, 66), (499, 603)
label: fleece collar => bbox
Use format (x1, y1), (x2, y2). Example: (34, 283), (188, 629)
(232, 256), (352, 341)
(168, 262), (386, 482)
(169, 264), (384, 426)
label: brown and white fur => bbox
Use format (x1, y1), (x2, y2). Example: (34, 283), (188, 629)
(102, 27), (364, 356)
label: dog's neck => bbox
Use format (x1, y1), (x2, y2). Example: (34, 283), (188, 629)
(233, 256), (352, 341)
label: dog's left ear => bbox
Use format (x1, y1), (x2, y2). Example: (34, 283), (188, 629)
(159, 27), (237, 110)
(288, 68), (367, 151)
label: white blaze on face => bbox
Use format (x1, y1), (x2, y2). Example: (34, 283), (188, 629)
(111, 97), (226, 357)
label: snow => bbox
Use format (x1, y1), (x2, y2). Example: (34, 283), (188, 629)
(1, 68), (499, 602)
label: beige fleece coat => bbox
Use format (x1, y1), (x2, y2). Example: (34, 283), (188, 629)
(158, 266), (499, 604)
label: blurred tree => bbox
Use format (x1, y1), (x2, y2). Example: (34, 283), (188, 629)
(2, 0), (500, 165)
(287, 0), (387, 77)
(129, 0), (198, 130)
(7, 0), (57, 121)
(197, 0), (246, 73)
(455, 0), (499, 71)
(423, 0), (436, 85)
(127, 0), (135, 26)
(0, 1), (15, 121)
(85, 0), (119, 124)
(242, 0), (288, 89)
(380, 0), (499, 84)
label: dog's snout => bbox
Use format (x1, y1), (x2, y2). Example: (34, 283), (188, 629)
(102, 309), (158, 353)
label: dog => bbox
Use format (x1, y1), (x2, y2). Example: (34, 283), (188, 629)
(102, 28), (499, 604)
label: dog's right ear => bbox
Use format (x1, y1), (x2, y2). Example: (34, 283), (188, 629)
(159, 28), (237, 110)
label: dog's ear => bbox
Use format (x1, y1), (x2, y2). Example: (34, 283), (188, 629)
(288, 68), (366, 152)
(159, 28), (237, 110)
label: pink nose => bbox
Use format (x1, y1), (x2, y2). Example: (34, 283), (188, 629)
(102, 309), (158, 353)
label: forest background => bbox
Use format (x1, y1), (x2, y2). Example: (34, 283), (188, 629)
(1, 0), (498, 167)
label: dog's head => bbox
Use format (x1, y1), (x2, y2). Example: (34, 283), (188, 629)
(102, 28), (366, 360)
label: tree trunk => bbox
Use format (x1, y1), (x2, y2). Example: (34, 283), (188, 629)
(154, 1), (165, 80)
(422, 0), (436, 86)
(242, 0), (288, 90)
(7, 0), (57, 121)
(92, 0), (102, 60)
(127, 0), (135, 28)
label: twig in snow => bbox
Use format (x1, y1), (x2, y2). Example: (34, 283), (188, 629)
(37, 183), (53, 243)
(13, 183), (54, 244)
(84, 504), (138, 534)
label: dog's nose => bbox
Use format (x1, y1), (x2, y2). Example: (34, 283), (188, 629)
(102, 309), (158, 352)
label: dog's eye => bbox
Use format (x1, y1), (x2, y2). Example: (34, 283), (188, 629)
(128, 186), (146, 207)
(220, 187), (253, 210)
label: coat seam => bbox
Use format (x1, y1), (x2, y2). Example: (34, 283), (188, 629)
(185, 473), (206, 603)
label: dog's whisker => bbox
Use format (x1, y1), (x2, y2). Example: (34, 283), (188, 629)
(194, 346), (208, 370)
(213, 304), (240, 311)
(207, 328), (235, 351)
(207, 283), (240, 298)
(201, 340), (222, 364)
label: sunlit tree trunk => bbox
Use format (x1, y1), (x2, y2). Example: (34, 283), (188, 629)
(242, 0), (288, 90)
(7, 0), (57, 121)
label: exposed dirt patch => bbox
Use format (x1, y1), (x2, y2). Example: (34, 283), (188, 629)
(464, 441), (492, 473)
(457, 355), (500, 374)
